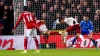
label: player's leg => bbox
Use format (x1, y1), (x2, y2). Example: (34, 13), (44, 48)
(79, 35), (85, 42)
(61, 26), (73, 44)
(80, 30), (87, 46)
(88, 33), (98, 49)
(70, 25), (83, 47)
(59, 30), (68, 44)
(43, 33), (49, 48)
(71, 33), (80, 47)
(79, 34), (86, 46)
(31, 28), (39, 53)
(39, 24), (49, 48)
(21, 29), (32, 53)
(69, 34), (86, 46)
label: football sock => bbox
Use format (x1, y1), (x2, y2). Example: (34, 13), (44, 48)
(34, 37), (39, 50)
(24, 37), (28, 50)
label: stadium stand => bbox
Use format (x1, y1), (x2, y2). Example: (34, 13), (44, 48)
(0, 0), (13, 35)
(0, 0), (100, 35)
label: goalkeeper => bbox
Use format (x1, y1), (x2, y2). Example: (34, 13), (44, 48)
(80, 15), (98, 49)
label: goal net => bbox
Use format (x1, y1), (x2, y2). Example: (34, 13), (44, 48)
(13, 0), (100, 48)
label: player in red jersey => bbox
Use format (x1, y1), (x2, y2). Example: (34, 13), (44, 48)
(36, 20), (50, 48)
(36, 20), (49, 34)
(12, 6), (39, 53)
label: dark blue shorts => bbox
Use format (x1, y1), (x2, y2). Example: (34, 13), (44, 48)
(81, 30), (90, 35)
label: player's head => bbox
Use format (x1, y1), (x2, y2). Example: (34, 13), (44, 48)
(83, 14), (89, 21)
(23, 6), (28, 11)
(59, 17), (64, 24)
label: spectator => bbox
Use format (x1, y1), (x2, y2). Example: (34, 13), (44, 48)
(55, 0), (59, 4)
(80, 0), (84, 6)
(4, 0), (13, 6)
(92, 15), (100, 33)
(82, 1), (88, 14)
(65, 8), (70, 16)
(86, 8), (94, 19)
(60, 5), (65, 17)
(70, 4), (78, 17)
(46, 0), (55, 10)
(55, 13), (61, 19)
(77, 4), (82, 10)
(47, 6), (55, 17)
(33, 0), (41, 19)
(72, 0), (80, 5)
(41, 3), (47, 13)
(33, 0), (41, 11)
(65, 0), (71, 8)
(54, 4), (59, 13)
(77, 9), (83, 22)
(27, 0), (33, 12)
(61, 0), (67, 7)
(75, 16), (79, 20)
(9, 5), (14, 30)
(93, 2), (99, 10)
(37, 3), (47, 19)
(2, 5), (12, 35)
(95, 9), (100, 16)
(41, 13), (47, 20)
(9, 5), (13, 22)
(0, 1), (13, 35)
(0, 1), (4, 19)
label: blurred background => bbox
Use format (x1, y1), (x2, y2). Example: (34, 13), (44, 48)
(0, 0), (100, 35)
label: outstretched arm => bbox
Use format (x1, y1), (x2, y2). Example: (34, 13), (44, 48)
(13, 13), (23, 30)
(53, 19), (60, 29)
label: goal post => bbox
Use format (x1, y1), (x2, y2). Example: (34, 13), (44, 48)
(13, 0), (24, 35)
(24, 0), (27, 6)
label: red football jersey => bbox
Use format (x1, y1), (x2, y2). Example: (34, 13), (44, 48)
(36, 20), (45, 27)
(14, 11), (37, 30)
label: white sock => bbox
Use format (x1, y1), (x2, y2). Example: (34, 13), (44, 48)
(63, 32), (68, 43)
(79, 35), (85, 41)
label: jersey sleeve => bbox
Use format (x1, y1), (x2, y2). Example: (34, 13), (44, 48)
(89, 21), (94, 31)
(55, 19), (60, 24)
(80, 21), (83, 28)
(14, 13), (23, 30)
(52, 19), (60, 29)
(64, 18), (68, 23)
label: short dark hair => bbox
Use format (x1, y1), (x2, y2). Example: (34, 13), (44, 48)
(23, 6), (28, 11)
(59, 17), (64, 22)
(84, 14), (89, 17)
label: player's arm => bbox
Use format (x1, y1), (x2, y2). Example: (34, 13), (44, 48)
(12, 13), (23, 31)
(53, 19), (60, 29)
(80, 21), (83, 28)
(89, 21), (94, 33)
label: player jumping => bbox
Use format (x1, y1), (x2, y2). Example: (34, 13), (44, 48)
(53, 15), (85, 47)
(36, 20), (50, 48)
(12, 6), (39, 53)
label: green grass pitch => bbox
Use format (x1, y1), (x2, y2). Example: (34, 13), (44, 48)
(0, 48), (99, 56)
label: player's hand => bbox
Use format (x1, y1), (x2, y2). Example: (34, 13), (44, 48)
(89, 30), (93, 33)
(11, 29), (14, 34)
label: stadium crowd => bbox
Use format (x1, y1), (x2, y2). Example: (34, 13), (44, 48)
(0, 0), (100, 35)
(0, 0), (13, 35)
